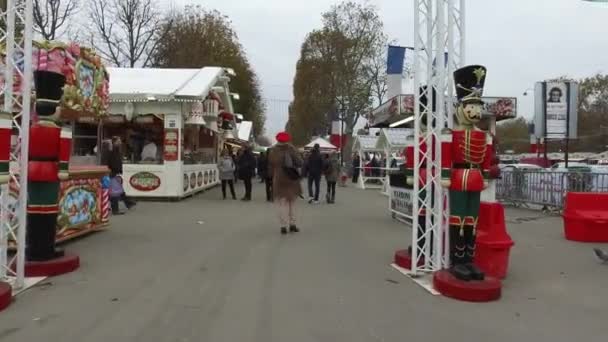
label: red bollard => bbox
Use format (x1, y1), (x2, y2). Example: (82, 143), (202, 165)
(474, 202), (514, 279)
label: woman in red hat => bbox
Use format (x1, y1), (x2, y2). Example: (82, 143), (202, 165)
(268, 132), (303, 234)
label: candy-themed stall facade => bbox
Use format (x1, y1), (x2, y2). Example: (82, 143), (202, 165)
(1, 41), (112, 246)
(107, 67), (237, 199)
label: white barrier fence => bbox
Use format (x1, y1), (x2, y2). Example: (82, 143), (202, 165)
(496, 170), (608, 210)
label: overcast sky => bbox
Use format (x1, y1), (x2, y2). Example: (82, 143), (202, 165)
(169, 0), (608, 137)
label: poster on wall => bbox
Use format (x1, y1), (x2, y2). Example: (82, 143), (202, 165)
(164, 128), (179, 161)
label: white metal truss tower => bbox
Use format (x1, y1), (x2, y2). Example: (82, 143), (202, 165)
(1, 0), (33, 289)
(411, 0), (465, 275)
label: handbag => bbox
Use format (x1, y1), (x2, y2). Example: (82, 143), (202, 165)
(283, 152), (301, 180)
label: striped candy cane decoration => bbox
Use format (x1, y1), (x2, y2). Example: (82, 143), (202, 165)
(101, 188), (110, 223)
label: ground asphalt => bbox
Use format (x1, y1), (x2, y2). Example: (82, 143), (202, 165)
(1, 182), (607, 342)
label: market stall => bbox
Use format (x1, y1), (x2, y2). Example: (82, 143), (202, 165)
(375, 128), (411, 166)
(107, 67), (237, 199)
(1, 41), (112, 244)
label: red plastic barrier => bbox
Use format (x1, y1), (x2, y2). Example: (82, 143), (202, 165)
(474, 202), (514, 279)
(563, 192), (608, 242)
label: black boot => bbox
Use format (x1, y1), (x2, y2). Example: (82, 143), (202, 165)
(464, 226), (485, 281)
(280, 227), (288, 235)
(289, 225), (299, 233)
(449, 225), (472, 281)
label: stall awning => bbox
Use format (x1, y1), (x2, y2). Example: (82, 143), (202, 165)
(304, 137), (337, 151)
(108, 67), (229, 103)
(353, 135), (382, 152)
(237, 121), (253, 142)
(376, 128), (413, 151)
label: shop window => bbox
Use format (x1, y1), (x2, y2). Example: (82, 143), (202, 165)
(182, 125), (217, 165)
(103, 115), (164, 164)
(71, 121), (99, 166)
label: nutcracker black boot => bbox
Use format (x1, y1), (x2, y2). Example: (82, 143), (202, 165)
(464, 226), (485, 281)
(449, 225), (472, 281)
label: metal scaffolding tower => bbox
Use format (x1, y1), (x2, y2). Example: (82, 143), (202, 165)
(1, 0), (33, 289)
(410, 0), (465, 275)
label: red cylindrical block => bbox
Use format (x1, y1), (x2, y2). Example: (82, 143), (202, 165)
(30, 124), (61, 159)
(28, 161), (59, 182)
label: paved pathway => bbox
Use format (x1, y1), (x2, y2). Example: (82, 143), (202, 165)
(1, 183), (607, 341)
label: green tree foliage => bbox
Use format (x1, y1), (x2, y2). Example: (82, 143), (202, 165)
(151, 5), (266, 136)
(496, 117), (530, 153)
(571, 74), (608, 152)
(287, 1), (386, 147)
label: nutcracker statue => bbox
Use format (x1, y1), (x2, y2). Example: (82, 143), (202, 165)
(0, 110), (12, 184)
(442, 65), (493, 281)
(26, 70), (70, 261)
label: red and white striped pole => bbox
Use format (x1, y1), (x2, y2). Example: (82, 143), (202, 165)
(101, 188), (110, 223)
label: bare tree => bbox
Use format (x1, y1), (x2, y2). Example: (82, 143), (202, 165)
(33, 0), (79, 40)
(366, 40), (389, 107)
(88, 0), (171, 67)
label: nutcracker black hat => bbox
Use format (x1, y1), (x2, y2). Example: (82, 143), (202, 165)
(34, 70), (66, 116)
(454, 65), (486, 104)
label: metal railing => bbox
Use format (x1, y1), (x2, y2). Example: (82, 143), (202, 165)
(496, 170), (608, 210)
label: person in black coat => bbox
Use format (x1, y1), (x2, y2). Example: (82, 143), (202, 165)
(352, 154), (361, 183)
(258, 151), (273, 201)
(258, 151), (268, 182)
(306, 144), (324, 203)
(238, 146), (256, 201)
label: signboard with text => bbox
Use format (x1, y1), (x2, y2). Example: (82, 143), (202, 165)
(390, 186), (413, 219)
(534, 81), (578, 140)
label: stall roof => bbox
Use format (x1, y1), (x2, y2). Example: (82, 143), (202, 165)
(353, 135), (380, 152)
(237, 121), (253, 142)
(108, 67), (226, 101)
(305, 137), (337, 150)
(376, 128), (412, 150)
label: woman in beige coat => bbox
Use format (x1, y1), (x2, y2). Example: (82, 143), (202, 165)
(268, 132), (303, 234)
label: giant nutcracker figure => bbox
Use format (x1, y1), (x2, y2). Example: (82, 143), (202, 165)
(26, 69), (70, 261)
(442, 65), (493, 281)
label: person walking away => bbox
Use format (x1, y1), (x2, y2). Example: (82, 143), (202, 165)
(324, 153), (339, 203)
(269, 132), (303, 234)
(233, 150), (241, 184)
(306, 144), (323, 204)
(258, 151), (269, 184)
(262, 149), (274, 202)
(106, 137), (136, 214)
(238, 145), (256, 201)
(218, 149), (237, 200)
(352, 154), (361, 183)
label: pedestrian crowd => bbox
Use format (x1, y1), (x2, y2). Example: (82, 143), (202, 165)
(217, 132), (342, 234)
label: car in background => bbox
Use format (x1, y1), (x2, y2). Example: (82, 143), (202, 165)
(500, 163), (544, 171)
(550, 161), (590, 172)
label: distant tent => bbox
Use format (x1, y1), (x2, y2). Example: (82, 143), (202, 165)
(304, 137), (338, 152)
